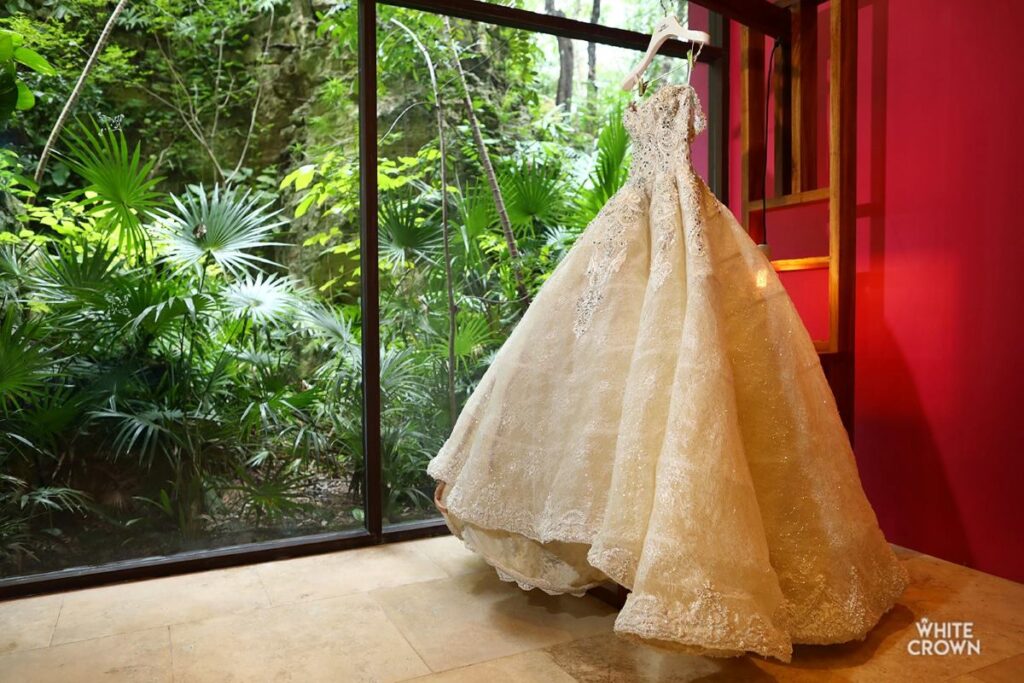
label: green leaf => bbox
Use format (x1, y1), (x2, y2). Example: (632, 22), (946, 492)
(11, 173), (39, 192)
(293, 164), (316, 190)
(13, 47), (56, 76)
(14, 81), (33, 110)
(0, 30), (24, 48)
(0, 72), (16, 123)
(280, 163), (315, 190)
(0, 34), (13, 62)
(294, 192), (316, 218)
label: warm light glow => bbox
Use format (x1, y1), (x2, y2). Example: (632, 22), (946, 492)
(756, 268), (769, 289)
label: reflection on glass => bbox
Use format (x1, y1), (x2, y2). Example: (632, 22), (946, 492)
(376, 8), (712, 525)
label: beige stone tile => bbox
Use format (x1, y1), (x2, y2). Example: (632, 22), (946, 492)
(371, 570), (617, 672)
(405, 650), (577, 682)
(255, 542), (449, 605)
(546, 634), (776, 682)
(0, 593), (62, 655)
(747, 554), (1024, 682)
(404, 535), (490, 578)
(952, 653), (1024, 683)
(52, 565), (270, 645)
(898, 553), (1024, 639)
(0, 626), (171, 682)
(170, 592), (429, 682)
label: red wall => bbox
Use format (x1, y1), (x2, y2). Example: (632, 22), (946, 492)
(728, 1), (1024, 582)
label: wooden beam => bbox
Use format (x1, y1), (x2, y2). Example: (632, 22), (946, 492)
(382, 0), (724, 62)
(740, 28), (766, 240)
(774, 35), (793, 196)
(829, 0), (857, 355)
(772, 255), (830, 272)
(790, 0), (818, 192)
(695, 0), (791, 40)
(708, 12), (730, 202)
(744, 187), (828, 213)
(828, 0), (858, 431)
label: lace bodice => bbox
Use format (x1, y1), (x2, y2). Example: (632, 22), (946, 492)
(624, 84), (707, 187)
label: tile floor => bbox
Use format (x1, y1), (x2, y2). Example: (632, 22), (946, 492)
(1, 537), (1022, 682)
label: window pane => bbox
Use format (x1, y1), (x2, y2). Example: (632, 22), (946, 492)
(376, 9), (712, 526)
(1, 2), (365, 580)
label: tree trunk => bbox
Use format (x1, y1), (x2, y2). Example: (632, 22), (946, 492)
(587, 0), (601, 101)
(34, 0), (130, 185)
(545, 0), (574, 110)
(442, 18), (530, 308)
(392, 18), (459, 425)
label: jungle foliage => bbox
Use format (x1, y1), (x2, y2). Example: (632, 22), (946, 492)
(0, 0), (690, 576)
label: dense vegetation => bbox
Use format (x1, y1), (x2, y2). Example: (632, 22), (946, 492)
(0, 0), (693, 576)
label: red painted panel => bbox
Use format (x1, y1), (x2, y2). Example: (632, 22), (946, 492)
(728, 1), (1024, 582)
(761, 202), (830, 260)
(778, 268), (830, 341)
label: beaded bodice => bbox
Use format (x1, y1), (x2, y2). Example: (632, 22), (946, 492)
(623, 84), (706, 187)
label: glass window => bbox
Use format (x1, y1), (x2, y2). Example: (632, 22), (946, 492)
(1, 1), (365, 579)
(0, 0), (721, 581)
(375, 7), (711, 526)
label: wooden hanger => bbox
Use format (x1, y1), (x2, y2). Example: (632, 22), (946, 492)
(621, 15), (710, 92)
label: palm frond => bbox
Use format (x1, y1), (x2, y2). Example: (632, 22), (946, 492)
(126, 286), (216, 336)
(30, 238), (122, 308)
(380, 347), (433, 407)
(454, 182), (496, 251)
(427, 311), (495, 369)
(91, 403), (185, 465)
(0, 245), (32, 308)
(299, 304), (360, 357)
(502, 161), (568, 234)
(154, 184), (287, 277)
(62, 119), (165, 254)
(222, 272), (297, 325)
(574, 106), (631, 227)
(0, 311), (52, 412)
(379, 194), (442, 267)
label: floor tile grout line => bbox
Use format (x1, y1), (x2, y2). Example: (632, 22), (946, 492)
(167, 625), (175, 683)
(395, 647), (578, 682)
(53, 587), (433, 653)
(364, 589), (435, 675)
(46, 601), (272, 650)
(541, 648), (584, 683)
(45, 569), (475, 650)
(402, 537), (463, 579)
(956, 652), (1024, 679)
(364, 576), (596, 677)
(251, 563), (275, 608)
(47, 597), (64, 648)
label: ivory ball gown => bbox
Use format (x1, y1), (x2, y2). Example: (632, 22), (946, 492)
(427, 84), (908, 662)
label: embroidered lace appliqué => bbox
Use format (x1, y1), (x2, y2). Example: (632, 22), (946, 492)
(573, 189), (645, 338)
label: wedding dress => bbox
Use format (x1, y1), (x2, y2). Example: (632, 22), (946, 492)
(427, 84), (908, 662)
